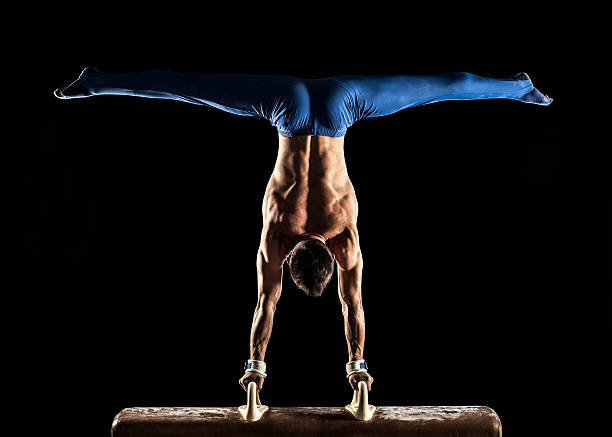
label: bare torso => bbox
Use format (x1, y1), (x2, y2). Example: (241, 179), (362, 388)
(246, 134), (368, 389)
(260, 135), (358, 260)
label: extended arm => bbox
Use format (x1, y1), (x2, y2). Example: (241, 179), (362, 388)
(249, 247), (282, 361)
(238, 228), (285, 392)
(338, 252), (366, 361)
(328, 227), (374, 391)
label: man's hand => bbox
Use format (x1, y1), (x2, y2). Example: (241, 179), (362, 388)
(239, 371), (265, 392)
(348, 371), (374, 391)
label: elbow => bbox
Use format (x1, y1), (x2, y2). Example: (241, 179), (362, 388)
(340, 295), (363, 311)
(256, 296), (278, 313)
(338, 250), (363, 273)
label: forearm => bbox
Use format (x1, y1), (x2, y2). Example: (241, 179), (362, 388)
(336, 248), (366, 361)
(341, 302), (365, 361)
(249, 300), (276, 361)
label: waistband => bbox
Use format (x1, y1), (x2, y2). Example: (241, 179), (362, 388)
(277, 126), (347, 138)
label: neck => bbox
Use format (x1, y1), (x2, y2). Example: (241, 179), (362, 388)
(302, 232), (326, 244)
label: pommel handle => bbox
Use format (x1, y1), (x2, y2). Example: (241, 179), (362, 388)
(238, 381), (269, 422)
(345, 380), (376, 421)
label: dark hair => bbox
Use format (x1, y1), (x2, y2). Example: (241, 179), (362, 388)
(288, 239), (335, 297)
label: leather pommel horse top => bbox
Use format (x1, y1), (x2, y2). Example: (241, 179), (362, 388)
(111, 406), (502, 437)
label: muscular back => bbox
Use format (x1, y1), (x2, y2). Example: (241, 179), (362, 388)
(260, 135), (358, 264)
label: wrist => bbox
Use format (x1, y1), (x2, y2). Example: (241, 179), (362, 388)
(244, 359), (267, 377)
(346, 359), (368, 378)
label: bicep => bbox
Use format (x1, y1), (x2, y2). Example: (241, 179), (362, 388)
(328, 229), (363, 306)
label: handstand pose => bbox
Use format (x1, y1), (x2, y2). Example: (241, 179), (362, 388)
(55, 68), (552, 394)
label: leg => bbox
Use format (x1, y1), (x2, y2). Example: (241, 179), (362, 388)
(331, 72), (552, 122)
(54, 68), (310, 127)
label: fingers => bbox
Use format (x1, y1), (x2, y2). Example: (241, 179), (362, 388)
(349, 376), (360, 391)
(349, 374), (374, 391)
(238, 376), (251, 392)
(242, 373), (373, 393)
(238, 373), (264, 392)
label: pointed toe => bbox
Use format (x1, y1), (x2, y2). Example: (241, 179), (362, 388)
(54, 67), (99, 99)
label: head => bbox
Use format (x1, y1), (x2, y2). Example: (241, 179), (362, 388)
(287, 237), (335, 297)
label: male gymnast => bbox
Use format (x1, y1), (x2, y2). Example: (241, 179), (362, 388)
(54, 68), (552, 394)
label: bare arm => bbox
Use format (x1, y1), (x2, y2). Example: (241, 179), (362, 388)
(329, 227), (374, 390)
(239, 229), (285, 392)
(250, 247), (283, 360)
(337, 250), (365, 361)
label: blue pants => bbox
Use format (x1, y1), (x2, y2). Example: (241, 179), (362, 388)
(78, 70), (541, 137)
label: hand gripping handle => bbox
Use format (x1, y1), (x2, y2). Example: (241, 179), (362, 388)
(345, 380), (376, 420)
(238, 381), (269, 422)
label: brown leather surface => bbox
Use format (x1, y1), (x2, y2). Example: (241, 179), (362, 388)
(112, 406), (501, 437)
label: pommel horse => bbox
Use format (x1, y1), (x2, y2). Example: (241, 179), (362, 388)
(111, 382), (502, 436)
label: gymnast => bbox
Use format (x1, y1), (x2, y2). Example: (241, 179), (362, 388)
(54, 68), (552, 395)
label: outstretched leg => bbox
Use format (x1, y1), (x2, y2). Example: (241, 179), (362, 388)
(54, 68), (311, 129)
(330, 71), (552, 122)
(54, 69), (552, 137)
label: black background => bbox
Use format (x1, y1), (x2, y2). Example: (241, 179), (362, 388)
(19, 7), (609, 437)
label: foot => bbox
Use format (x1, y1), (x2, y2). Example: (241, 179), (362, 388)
(519, 87), (553, 106)
(53, 66), (99, 99)
(514, 72), (553, 106)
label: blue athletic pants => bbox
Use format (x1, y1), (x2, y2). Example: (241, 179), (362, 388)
(77, 70), (543, 137)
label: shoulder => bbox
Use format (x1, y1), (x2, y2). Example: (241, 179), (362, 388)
(327, 226), (362, 271)
(259, 224), (294, 268)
